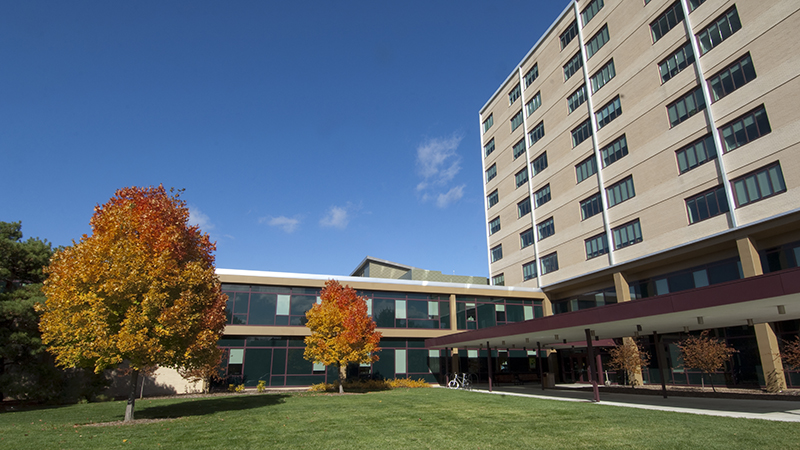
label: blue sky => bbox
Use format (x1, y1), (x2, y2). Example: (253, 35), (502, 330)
(1, 0), (570, 278)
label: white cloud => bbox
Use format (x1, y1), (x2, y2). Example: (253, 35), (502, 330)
(188, 206), (214, 231)
(261, 216), (300, 233)
(436, 185), (465, 208)
(320, 206), (349, 229)
(415, 134), (466, 208)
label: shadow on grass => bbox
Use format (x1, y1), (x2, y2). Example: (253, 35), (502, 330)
(136, 394), (289, 420)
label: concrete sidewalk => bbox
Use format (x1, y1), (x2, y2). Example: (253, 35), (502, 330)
(462, 384), (800, 422)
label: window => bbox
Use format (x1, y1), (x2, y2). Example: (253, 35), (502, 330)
(510, 110), (523, 131)
(540, 253), (559, 275)
(595, 96), (621, 130)
(689, 0), (706, 12)
(667, 87), (705, 127)
(532, 152), (548, 176)
(515, 167), (529, 188)
(526, 91), (542, 116)
(537, 217), (554, 241)
(590, 59), (615, 93)
(484, 138), (495, 157)
(489, 217), (501, 235)
(528, 121), (545, 146)
(581, 0), (604, 26)
(585, 24), (609, 59)
(486, 164), (497, 183)
(720, 106), (771, 153)
(572, 119), (592, 148)
(600, 135), (628, 167)
(686, 186), (729, 224)
(520, 229), (534, 249)
(534, 185), (551, 208)
(509, 83), (521, 105)
(650, 2), (684, 43)
(580, 193), (602, 220)
(491, 274), (505, 286)
(659, 42), (694, 84)
(564, 52), (583, 81)
(524, 64), (539, 87)
(613, 219), (642, 249)
(491, 245), (503, 262)
(512, 138), (526, 160)
(518, 197), (532, 217)
(732, 163), (786, 207)
(585, 233), (609, 259)
(483, 114), (493, 133)
(676, 134), (716, 174)
(607, 176), (635, 207)
(697, 7), (741, 55)
(560, 20), (578, 49)
(709, 53), (756, 102)
(576, 156), (597, 184)
(487, 190), (499, 208)
(567, 84), (587, 114)
(522, 261), (537, 281)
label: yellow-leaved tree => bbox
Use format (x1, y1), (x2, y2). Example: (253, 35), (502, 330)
(38, 186), (226, 421)
(304, 280), (381, 394)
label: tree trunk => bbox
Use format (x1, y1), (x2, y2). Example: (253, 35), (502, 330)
(124, 369), (140, 422)
(708, 373), (716, 393)
(338, 364), (346, 394)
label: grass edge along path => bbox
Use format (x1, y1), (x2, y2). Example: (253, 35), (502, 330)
(1, 388), (797, 449)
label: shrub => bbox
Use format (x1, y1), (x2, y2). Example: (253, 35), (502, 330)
(256, 380), (267, 393)
(307, 378), (429, 392)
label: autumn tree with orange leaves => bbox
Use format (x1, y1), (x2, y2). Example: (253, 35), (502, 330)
(38, 186), (226, 421)
(304, 280), (381, 394)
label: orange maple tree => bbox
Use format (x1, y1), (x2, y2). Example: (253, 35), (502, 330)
(677, 330), (737, 392)
(304, 280), (381, 393)
(38, 186), (226, 421)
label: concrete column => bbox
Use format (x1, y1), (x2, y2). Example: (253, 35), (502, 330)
(541, 293), (553, 317)
(755, 323), (787, 392)
(451, 348), (460, 374)
(614, 271), (643, 386)
(736, 236), (786, 391)
(449, 294), (457, 331)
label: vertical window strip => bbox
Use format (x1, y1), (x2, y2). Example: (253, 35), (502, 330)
(510, 110), (524, 131)
(659, 42), (695, 84)
(491, 274), (505, 286)
(585, 24), (609, 59)
(518, 197), (531, 217)
(590, 59), (615, 93)
(676, 134), (716, 174)
(520, 229), (534, 249)
(732, 163), (786, 207)
(486, 164), (497, 183)
(489, 217), (501, 235)
(524, 64), (539, 87)
(508, 84), (521, 105)
(581, 0), (604, 26)
(572, 119), (593, 148)
(606, 176), (635, 207)
(560, 20), (578, 49)
(540, 253), (559, 275)
(534, 185), (551, 208)
(585, 233), (609, 259)
(532, 152), (548, 176)
(515, 167), (529, 188)
(686, 186), (729, 224)
(484, 138), (495, 157)
(580, 193), (602, 220)
(708, 53), (756, 102)
(512, 138), (526, 160)
(667, 87), (705, 127)
(575, 156), (597, 184)
(522, 261), (537, 281)
(526, 91), (542, 116)
(650, 2), (684, 43)
(491, 245), (503, 262)
(697, 7), (741, 55)
(487, 190), (499, 208)
(612, 219), (643, 249)
(483, 114), (493, 133)
(567, 85), (587, 114)
(600, 135), (628, 168)
(596, 96), (622, 130)
(720, 106), (771, 153)
(528, 121), (545, 146)
(564, 52), (583, 81)
(688, 0), (706, 12)
(537, 217), (554, 241)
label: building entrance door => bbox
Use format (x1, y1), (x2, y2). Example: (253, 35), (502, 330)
(562, 353), (589, 383)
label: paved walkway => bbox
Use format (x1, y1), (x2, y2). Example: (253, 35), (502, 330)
(462, 384), (800, 422)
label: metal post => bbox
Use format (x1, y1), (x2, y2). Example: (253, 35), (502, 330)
(654, 331), (669, 399)
(444, 347), (449, 386)
(537, 341), (544, 391)
(596, 354), (603, 387)
(487, 341), (493, 392)
(585, 328), (600, 402)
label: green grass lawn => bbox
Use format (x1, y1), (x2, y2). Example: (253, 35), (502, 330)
(1, 388), (797, 449)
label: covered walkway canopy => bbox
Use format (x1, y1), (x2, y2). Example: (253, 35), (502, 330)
(426, 267), (800, 350)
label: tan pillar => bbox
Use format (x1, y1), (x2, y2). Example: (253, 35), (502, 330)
(614, 272), (643, 385)
(541, 294), (553, 317)
(451, 348), (460, 374)
(737, 236), (785, 390)
(754, 323), (787, 392)
(449, 294), (457, 331)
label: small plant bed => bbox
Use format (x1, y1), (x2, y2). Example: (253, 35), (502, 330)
(309, 377), (430, 393)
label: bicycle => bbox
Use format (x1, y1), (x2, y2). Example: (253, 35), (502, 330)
(447, 373), (473, 390)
